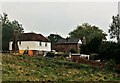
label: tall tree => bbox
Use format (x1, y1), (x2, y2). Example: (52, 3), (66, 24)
(69, 23), (107, 44)
(11, 20), (24, 52)
(109, 14), (120, 43)
(69, 23), (107, 54)
(1, 13), (24, 51)
(2, 13), (13, 51)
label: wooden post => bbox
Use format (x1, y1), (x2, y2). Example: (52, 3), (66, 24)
(69, 52), (71, 58)
(77, 44), (80, 54)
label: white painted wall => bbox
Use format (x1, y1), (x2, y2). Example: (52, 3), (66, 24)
(36, 42), (51, 51)
(9, 42), (13, 50)
(9, 41), (51, 51)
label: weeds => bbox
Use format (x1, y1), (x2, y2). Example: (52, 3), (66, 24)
(2, 54), (120, 81)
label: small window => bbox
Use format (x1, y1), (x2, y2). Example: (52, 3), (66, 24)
(45, 42), (47, 46)
(19, 41), (21, 45)
(39, 42), (42, 46)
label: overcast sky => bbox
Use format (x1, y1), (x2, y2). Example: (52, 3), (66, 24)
(2, 2), (119, 41)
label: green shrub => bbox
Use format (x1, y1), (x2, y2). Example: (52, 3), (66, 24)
(46, 52), (55, 58)
(89, 53), (99, 60)
(99, 42), (120, 64)
(54, 56), (67, 61)
(106, 59), (116, 71)
(81, 37), (102, 54)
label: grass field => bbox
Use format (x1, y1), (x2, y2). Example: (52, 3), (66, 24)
(2, 54), (120, 81)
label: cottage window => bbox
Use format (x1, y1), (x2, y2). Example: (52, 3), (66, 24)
(39, 42), (42, 46)
(19, 41), (21, 45)
(45, 42), (47, 46)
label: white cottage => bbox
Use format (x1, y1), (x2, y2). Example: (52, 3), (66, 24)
(9, 32), (51, 55)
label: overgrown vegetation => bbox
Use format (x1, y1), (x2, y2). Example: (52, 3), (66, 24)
(2, 54), (120, 81)
(99, 42), (120, 64)
(80, 41), (120, 64)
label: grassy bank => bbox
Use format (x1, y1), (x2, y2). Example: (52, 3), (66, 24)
(2, 54), (120, 81)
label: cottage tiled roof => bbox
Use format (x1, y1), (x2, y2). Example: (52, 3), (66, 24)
(57, 38), (80, 44)
(11, 33), (49, 42)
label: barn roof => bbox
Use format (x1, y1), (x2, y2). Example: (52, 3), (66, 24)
(57, 38), (81, 44)
(10, 32), (50, 42)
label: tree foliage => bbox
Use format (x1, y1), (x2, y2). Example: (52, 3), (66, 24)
(80, 37), (102, 54)
(69, 23), (107, 54)
(48, 34), (63, 45)
(69, 23), (107, 44)
(1, 13), (24, 51)
(109, 14), (120, 43)
(88, 37), (102, 53)
(99, 41), (120, 64)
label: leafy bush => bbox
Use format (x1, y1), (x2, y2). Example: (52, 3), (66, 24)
(106, 59), (116, 71)
(46, 52), (55, 58)
(80, 37), (102, 54)
(54, 56), (66, 60)
(80, 44), (89, 54)
(89, 53), (99, 60)
(99, 41), (120, 64)
(87, 37), (102, 53)
(82, 41), (120, 64)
